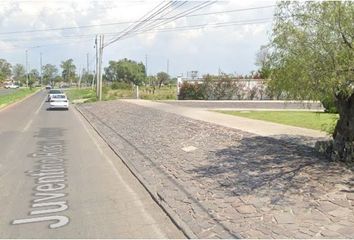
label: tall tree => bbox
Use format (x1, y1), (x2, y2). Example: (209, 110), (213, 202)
(42, 64), (58, 85)
(60, 59), (76, 85)
(104, 58), (146, 85)
(12, 64), (26, 84)
(29, 69), (40, 85)
(255, 45), (271, 79)
(266, 1), (354, 162)
(156, 71), (170, 88)
(0, 59), (12, 83)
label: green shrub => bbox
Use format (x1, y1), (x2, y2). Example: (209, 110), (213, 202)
(178, 82), (205, 100)
(111, 82), (131, 90)
(321, 95), (338, 113)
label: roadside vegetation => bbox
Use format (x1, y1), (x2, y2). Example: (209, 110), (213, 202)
(66, 84), (176, 103)
(218, 111), (338, 134)
(261, 2), (353, 162)
(0, 88), (38, 109)
(66, 88), (97, 103)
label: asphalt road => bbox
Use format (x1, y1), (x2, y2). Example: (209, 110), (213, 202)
(0, 90), (184, 238)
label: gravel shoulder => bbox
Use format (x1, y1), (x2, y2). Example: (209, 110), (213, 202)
(78, 99), (354, 239)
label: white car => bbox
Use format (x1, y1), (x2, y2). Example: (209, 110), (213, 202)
(5, 83), (19, 89)
(47, 89), (64, 102)
(48, 94), (69, 110)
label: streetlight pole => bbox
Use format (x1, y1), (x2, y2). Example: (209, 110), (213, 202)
(95, 35), (99, 97)
(25, 50), (29, 87)
(40, 52), (43, 86)
(98, 34), (104, 101)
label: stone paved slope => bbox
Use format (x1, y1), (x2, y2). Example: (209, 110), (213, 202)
(78, 100), (354, 239)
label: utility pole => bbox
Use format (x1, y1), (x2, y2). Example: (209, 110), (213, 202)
(167, 59), (169, 75)
(145, 54), (148, 75)
(25, 50), (29, 87)
(87, 53), (89, 74)
(93, 34), (105, 100)
(86, 53), (89, 87)
(40, 52), (43, 86)
(95, 35), (99, 97)
(98, 34), (104, 101)
(78, 66), (83, 88)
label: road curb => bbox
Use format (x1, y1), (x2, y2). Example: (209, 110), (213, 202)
(0, 88), (42, 112)
(75, 105), (197, 239)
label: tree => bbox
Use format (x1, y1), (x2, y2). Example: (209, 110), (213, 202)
(12, 64), (26, 84)
(255, 45), (271, 79)
(60, 59), (76, 85)
(29, 69), (40, 84)
(266, 1), (354, 162)
(104, 58), (146, 86)
(0, 59), (12, 83)
(42, 64), (58, 85)
(156, 71), (170, 88)
(54, 75), (63, 85)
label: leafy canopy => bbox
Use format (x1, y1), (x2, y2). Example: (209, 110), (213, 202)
(104, 58), (146, 86)
(268, 1), (354, 100)
(60, 59), (76, 83)
(0, 59), (12, 82)
(42, 64), (58, 85)
(13, 64), (26, 83)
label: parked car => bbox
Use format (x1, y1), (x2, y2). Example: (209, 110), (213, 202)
(48, 94), (69, 110)
(47, 89), (64, 102)
(45, 85), (52, 90)
(4, 83), (19, 89)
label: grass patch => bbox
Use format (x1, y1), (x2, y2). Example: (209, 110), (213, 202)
(103, 87), (134, 100)
(66, 88), (97, 102)
(104, 85), (177, 100)
(0, 88), (38, 109)
(65, 85), (177, 103)
(140, 85), (177, 100)
(217, 110), (338, 133)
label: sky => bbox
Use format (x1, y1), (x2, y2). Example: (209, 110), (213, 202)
(0, 0), (275, 77)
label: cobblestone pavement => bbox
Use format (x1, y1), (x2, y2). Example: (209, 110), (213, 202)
(78, 100), (354, 239)
(158, 100), (324, 110)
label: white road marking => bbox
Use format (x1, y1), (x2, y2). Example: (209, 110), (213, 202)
(22, 119), (34, 132)
(74, 109), (166, 238)
(35, 99), (46, 115)
(22, 98), (46, 132)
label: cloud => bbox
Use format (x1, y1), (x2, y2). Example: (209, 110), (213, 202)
(0, 0), (276, 75)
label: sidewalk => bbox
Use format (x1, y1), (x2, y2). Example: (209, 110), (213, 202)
(78, 99), (353, 239)
(157, 99), (324, 111)
(122, 99), (328, 139)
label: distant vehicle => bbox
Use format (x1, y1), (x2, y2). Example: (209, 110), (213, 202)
(45, 85), (52, 90)
(48, 94), (69, 110)
(4, 83), (19, 89)
(60, 84), (69, 88)
(47, 89), (64, 102)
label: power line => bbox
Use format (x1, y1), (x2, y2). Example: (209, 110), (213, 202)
(131, 1), (216, 38)
(0, 17), (272, 50)
(105, 1), (215, 48)
(0, 4), (275, 36)
(104, 1), (177, 47)
(104, 1), (188, 45)
(0, 16), (272, 43)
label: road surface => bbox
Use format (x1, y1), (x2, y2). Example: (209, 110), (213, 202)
(0, 90), (184, 238)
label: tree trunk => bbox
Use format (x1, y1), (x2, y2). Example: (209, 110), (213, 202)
(331, 93), (354, 162)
